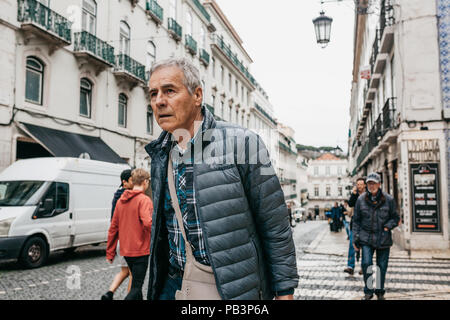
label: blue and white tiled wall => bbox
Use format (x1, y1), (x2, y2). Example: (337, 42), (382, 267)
(437, 0), (450, 214)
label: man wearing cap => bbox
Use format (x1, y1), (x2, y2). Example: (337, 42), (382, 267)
(352, 172), (400, 300)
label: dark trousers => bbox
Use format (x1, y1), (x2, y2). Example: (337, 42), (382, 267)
(158, 266), (183, 300)
(124, 255), (149, 300)
(361, 246), (390, 295)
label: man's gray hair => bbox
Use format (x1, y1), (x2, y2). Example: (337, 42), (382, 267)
(150, 58), (202, 95)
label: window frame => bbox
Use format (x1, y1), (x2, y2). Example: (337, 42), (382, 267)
(25, 57), (45, 105)
(79, 77), (93, 118)
(119, 21), (131, 56)
(82, 0), (97, 35)
(146, 105), (153, 135)
(118, 93), (128, 128)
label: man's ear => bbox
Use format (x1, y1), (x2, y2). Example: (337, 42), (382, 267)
(194, 86), (203, 107)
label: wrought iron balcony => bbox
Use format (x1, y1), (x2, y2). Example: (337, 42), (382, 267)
(185, 34), (197, 55)
(146, 0), (163, 24)
(192, 0), (211, 22)
(382, 97), (397, 132)
(168, 18), (182, 41)
(213, 35), (257, 87)
(114, 54), (147, 86)
(255, 103), (277, 126)
(379, 0), (395, 54)
(17, 0), (72, 49)
(199, 48), (210, 66)
(73, 31), (115, 69)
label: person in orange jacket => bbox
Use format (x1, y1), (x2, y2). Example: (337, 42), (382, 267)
(106, 168), (153, 300)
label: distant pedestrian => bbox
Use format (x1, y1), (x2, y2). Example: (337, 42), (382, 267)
(106, 168), (153, 300)
(344, 177), (366, 276)
(330, 202), (341, 232)
(101, 169), (133, 300)
(341, 202), (350, 239)
(352, 172), (400, 300)
(287, 202), (294, 227)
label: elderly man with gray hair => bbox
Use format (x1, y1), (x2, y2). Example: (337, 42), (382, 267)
(352, 172), (400, 300)
(144, 58), (298, 300)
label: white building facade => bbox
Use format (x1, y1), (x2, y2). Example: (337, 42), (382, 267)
(0, 0), (279, 175)
(306, 154), (351, 219)
(348, 0), (450, 250)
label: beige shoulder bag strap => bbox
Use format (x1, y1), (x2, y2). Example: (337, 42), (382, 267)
(167, 153), (221, 300)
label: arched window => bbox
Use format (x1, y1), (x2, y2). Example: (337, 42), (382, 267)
(25, 57), (44, 105)
(80, 78), (92, 118)
(118, 93), (128, 128)
(146, 105), (153, 135)
(146, 41), (156, 75)
(82, 0), (97, 35)
(119, 21), (131, 55)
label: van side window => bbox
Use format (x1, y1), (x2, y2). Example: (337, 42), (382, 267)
(56, 183), (69, 210)
(39, 182), (69, 217)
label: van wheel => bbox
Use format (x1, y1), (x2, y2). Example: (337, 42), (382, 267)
(19, 237), (48, 269)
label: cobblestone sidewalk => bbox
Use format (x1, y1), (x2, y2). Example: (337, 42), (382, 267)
(295, 222), (450, 300)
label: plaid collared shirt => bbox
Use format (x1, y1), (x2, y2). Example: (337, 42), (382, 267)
(162, 126), (210, 271)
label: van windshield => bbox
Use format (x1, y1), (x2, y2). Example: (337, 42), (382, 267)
(0, 181), (47, 206)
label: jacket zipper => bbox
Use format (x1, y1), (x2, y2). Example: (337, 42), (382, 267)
(251, 238), (263, 300)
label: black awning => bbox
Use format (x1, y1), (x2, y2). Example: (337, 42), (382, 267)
(20, 123), (127, 164)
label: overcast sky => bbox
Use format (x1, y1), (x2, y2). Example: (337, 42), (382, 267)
(215, 0), (355, 152)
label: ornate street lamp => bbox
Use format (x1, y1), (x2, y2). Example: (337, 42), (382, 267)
(312, 11), (333, 48)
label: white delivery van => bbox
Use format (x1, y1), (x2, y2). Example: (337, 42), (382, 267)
(0, 157), (130, 268)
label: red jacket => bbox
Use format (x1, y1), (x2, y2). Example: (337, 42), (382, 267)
(106, 189), (153, 260)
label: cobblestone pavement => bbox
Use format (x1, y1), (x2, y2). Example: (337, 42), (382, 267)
(0, 245), (147, 300)
(294, 222), (450, 300)
(2, 220), (448, 300)
(0, 220), (324, 300)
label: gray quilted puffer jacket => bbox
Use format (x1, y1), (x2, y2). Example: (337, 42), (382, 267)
(352, 191), (400, 249)
(144, 106), (299, 300)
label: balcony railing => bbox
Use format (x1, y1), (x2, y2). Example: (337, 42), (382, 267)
(199, 48), (210, 66)
(115, 54), (146, 83)
(382, 97), (397, 132)
(369, 29), (381, 75)
(185, 34), (197, 55)
(17, 0), (72, 43)
(73, 31), (115, 66)
(214, 35), (256, 86)
(192, 0), (211, 22)
(255, 103), (277, 126)
(380, 0), (395, 38)
(146, 0), (163, 23)
(356, 140), (370, 169)
(168, 18), (182, 41)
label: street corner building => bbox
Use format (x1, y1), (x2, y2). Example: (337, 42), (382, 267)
(348, 0), (450, 251)
(0, 0), (280, 175)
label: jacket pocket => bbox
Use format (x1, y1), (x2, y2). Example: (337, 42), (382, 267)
(380, 230), (392, 247)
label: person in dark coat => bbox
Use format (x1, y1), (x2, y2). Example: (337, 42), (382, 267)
(330, 202), (341, 232)
(353, 172), (400, 300)
(145, 58), (298, 300)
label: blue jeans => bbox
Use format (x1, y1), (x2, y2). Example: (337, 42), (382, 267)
(361, 246), (390, 295)
(347, 231), (355, 269)
(343, 220), (350, 237)
(158, 272), (182, 300)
